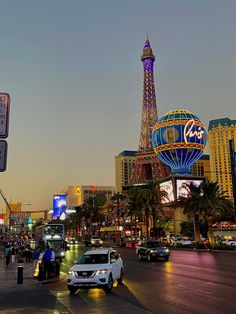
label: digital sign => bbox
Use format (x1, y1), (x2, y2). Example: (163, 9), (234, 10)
(176, 179), (203, 199)
(160, 180), (174, 204)
(52, 194), (67, 220)
(152, 109), (207, 175)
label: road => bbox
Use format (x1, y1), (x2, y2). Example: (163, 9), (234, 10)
(46, 244), (236, 314)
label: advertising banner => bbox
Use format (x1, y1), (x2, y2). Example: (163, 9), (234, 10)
(52, 194), (67, 220)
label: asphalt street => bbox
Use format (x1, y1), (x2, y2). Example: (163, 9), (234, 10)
(1, 245), (236, 313)
(49, 245), (236, 314)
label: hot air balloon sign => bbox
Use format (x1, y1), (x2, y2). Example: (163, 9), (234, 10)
(152, 109), (207, 175)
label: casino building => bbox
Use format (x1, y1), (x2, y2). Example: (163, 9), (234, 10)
(208, 118), (236, 199)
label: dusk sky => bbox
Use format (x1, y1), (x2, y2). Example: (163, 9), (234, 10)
(0, 0), (235, 212)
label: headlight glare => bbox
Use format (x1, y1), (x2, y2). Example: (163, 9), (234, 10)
(96, 269), (108, 275)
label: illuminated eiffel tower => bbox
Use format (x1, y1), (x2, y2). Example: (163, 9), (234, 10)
(130, 37), (169, 184)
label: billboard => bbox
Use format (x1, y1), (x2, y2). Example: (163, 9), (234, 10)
(160, 180), (174, 204)
(176, 179), (203, 199)
(52, 194), (67, 220)
(152, 109), (207, 175)
(0, 213), (4, 225)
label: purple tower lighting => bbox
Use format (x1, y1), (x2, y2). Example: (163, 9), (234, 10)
(130, 37), (169, 184)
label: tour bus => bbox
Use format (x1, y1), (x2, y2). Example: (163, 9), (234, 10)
(34, 224), (66, 261)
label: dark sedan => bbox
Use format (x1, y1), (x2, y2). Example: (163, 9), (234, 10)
(136, 240), (170, 261)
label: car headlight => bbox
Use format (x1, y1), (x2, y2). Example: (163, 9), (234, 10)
(61, 251), (65, 256)
(100, 240), (103, 244)
(165, 248), (170, 253)
(96, 269), (109, 275)
(68, 270), (74, 275)
(150, 249), (157, 253)
(91, 240), (95, 243)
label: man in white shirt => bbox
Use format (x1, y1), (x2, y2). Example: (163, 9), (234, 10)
(50, 248), (55, 262)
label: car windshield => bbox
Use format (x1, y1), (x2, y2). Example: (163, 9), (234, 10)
(91, 236), (100, 239)
(147, 241), (162, 248)
(77, 254), (108, 264)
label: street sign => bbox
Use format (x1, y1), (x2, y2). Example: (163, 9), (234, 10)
(0, 93), (10, 138)
(0, 140), (7, 172)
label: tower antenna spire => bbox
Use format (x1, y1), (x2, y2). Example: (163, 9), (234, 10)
(130, 38), (169, 184)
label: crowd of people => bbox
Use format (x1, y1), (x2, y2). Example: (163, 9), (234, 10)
(0, 235), (58, 280)
(0, 235), (37, 267)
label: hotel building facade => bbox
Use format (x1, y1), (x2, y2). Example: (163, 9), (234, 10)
(208, 118), (236, 199)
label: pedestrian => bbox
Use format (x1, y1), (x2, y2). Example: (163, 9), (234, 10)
(11, 245), (16, 264)
(42, 246), (52, 279)
(5, 244), (12, 267)
(50, 248), (56, 277)
(25, 245), (32, 262)
(0, 242), (4, 259)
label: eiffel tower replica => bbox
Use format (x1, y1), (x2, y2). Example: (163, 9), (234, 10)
(130, 37), (169, 184)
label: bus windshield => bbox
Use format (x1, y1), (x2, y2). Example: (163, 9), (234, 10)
(47, 240), (64, 251)
(44, 225), (64, 235)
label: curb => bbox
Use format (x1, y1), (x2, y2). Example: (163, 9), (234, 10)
(170, 247), (236, 253)
(35, 276), (64, 285)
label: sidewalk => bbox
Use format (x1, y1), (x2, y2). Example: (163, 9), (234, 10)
(0, 257), (35, 287)
(0, 257), (63, 287)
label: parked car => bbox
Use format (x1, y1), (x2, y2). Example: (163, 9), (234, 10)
(222, 238), (236, 247)
(67, 248), (124, 293)
(136, 240), (170, 261)
(181, 237), (193, 246)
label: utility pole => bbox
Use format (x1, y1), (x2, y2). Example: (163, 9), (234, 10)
(0, 188), (13, 234)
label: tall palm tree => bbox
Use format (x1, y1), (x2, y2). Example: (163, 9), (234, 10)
(83, 196), (105, 234)
(181, 180), (234, 244)
(180, 183), (202, 242)
(127, 186), (143, 244)
(111, 192), (126, 227)
(138, 180), (166, 240)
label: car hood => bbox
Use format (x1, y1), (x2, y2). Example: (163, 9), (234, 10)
(71, 263), (109, 272)
(148, 246), (166, 251)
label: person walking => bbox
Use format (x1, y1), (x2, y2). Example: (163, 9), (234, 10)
(42, 247), (52, 280)
(5, 245), (12, 267)
(0, 242), (4, 259)
(11, 245), (16, 264)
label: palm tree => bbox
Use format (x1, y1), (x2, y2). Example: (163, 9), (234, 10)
(127, 186), (143, 244)
(138, 180), (167, 240)
(181, 181), (234, 244)
(111, 192), (126, 227)
(180, 183), (202, 242)
(83, 195), (106, 234)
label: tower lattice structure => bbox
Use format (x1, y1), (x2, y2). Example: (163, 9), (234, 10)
(130, 38), (169, 184)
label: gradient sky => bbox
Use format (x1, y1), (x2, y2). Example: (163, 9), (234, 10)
(0, 0), (235, 212)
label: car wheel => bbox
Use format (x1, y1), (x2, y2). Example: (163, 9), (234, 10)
(138, 253), (142, 260)
(147, 254), (152, 262)
(67, 285), (78, 294)
(104, 275), (113, 292)
(117, 268), (124, 285)
(164, 256), (169, 261)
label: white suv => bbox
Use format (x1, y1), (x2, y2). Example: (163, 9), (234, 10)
(67, 248), (124, 293)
